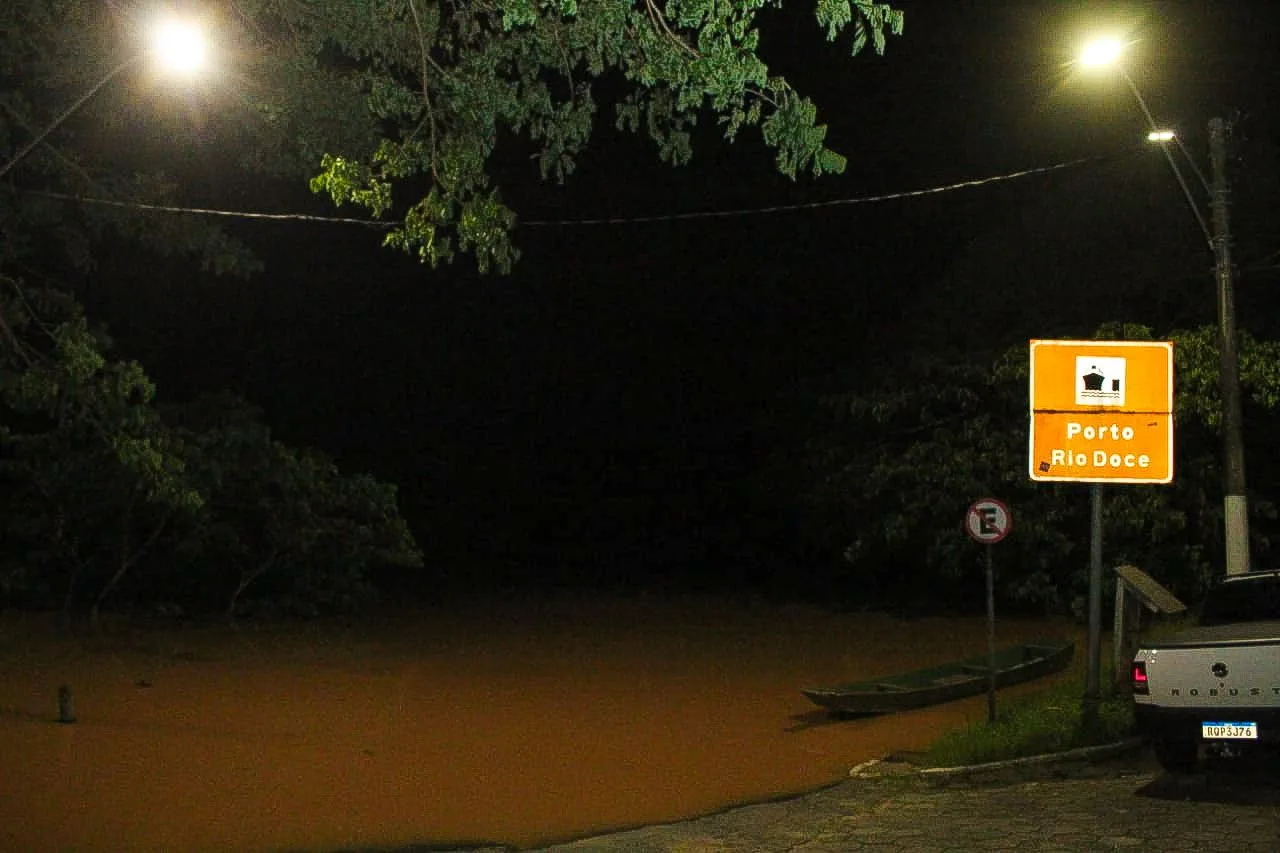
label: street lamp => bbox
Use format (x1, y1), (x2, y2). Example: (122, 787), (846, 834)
(1080, 37), (1250, 578)
(0, 16), (207, 181)
(151, 18), (207, 75)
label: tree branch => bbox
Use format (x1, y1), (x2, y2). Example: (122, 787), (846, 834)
(406, 0), (442, 184)
(552, 23), (577, 109)
(745, 85), (781, 110)
(643, 0), (699, 59)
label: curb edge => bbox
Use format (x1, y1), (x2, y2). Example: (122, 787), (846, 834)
(917, 736), (1146, 777)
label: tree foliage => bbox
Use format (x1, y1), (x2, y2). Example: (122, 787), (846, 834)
(168, 394), (423, 618)
(783, 323), (1280, 613)
(0, 281), (424, 621)
(3, 0), (904, 281)
(232, 0), (903, 271)
(0, 280), (201, 623)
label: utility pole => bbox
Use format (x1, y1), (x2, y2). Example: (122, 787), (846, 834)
(1209, 117), (1250, 576)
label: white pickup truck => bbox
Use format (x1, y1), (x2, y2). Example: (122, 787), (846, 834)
(1132, 570), (1280, 773)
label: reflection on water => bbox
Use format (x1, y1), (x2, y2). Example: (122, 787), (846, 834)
(0, 595), (1080, 852)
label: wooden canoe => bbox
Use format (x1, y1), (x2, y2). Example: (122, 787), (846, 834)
(801, 640), (1074, 715)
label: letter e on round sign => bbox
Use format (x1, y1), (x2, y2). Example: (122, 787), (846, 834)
(966, 498), (1011, 544)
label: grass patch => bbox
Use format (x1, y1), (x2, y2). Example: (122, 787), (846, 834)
(923, 672), (1136, 768)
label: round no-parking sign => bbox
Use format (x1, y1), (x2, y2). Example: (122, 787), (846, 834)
(965, 498), (1011, 544)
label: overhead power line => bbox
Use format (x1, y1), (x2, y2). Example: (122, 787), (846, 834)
(26, 191), (394, 228)
(23, 155), (1104, 230)
(522, 157), (1101, 226)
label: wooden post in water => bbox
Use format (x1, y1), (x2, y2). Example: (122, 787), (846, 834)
(57, 684), (76, 724)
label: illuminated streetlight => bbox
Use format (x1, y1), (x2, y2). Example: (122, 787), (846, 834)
(1078, 37), (1250, 578)
(151, 18), (207, 75)
(0, 17), (208, 180)
(1078, 37), (1209, 241)
(1079, 37), (1124, 69)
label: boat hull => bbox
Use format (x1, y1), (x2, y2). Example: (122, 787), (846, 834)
(801, 641), (1074, 715)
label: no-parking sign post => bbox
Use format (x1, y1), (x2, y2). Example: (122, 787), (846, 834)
(965, 498), (1011, 544)
(966, 498), (1011, 723)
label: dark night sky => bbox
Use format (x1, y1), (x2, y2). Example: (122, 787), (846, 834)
(78, 1), (1280, 586)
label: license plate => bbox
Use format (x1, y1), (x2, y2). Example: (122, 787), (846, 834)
(1201, 721), (1258, 740)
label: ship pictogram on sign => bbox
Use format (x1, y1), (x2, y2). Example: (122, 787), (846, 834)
(1076, 356), (1126, 407)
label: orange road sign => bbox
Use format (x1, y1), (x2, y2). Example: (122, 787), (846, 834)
(1029, 340), (1173, 484)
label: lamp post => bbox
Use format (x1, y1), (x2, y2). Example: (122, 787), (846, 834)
(1081, 38), (1250, 578)
(0, 17), (206, 181)
(1208, 117), (1249, 577)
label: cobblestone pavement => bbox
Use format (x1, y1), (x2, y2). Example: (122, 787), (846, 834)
(503, 746), (1280, 853)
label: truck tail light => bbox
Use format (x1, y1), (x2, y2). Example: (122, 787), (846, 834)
(1132, 660), (1149, 695)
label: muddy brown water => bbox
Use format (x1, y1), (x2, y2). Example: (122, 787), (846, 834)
(0, 594), (1081, 852)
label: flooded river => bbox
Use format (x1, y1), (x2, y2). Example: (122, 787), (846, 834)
(0, 594), (1080, 851)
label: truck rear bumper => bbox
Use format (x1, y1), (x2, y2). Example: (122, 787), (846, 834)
(1135, 703), (1280, 743)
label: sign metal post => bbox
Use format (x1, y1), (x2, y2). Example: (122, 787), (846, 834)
(1029, 339), (1174, 720)
(966, 498), (1011, 723)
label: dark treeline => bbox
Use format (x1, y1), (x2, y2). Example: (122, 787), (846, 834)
(0, 281), (423, 625)
(6, 2), (1280, 622)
